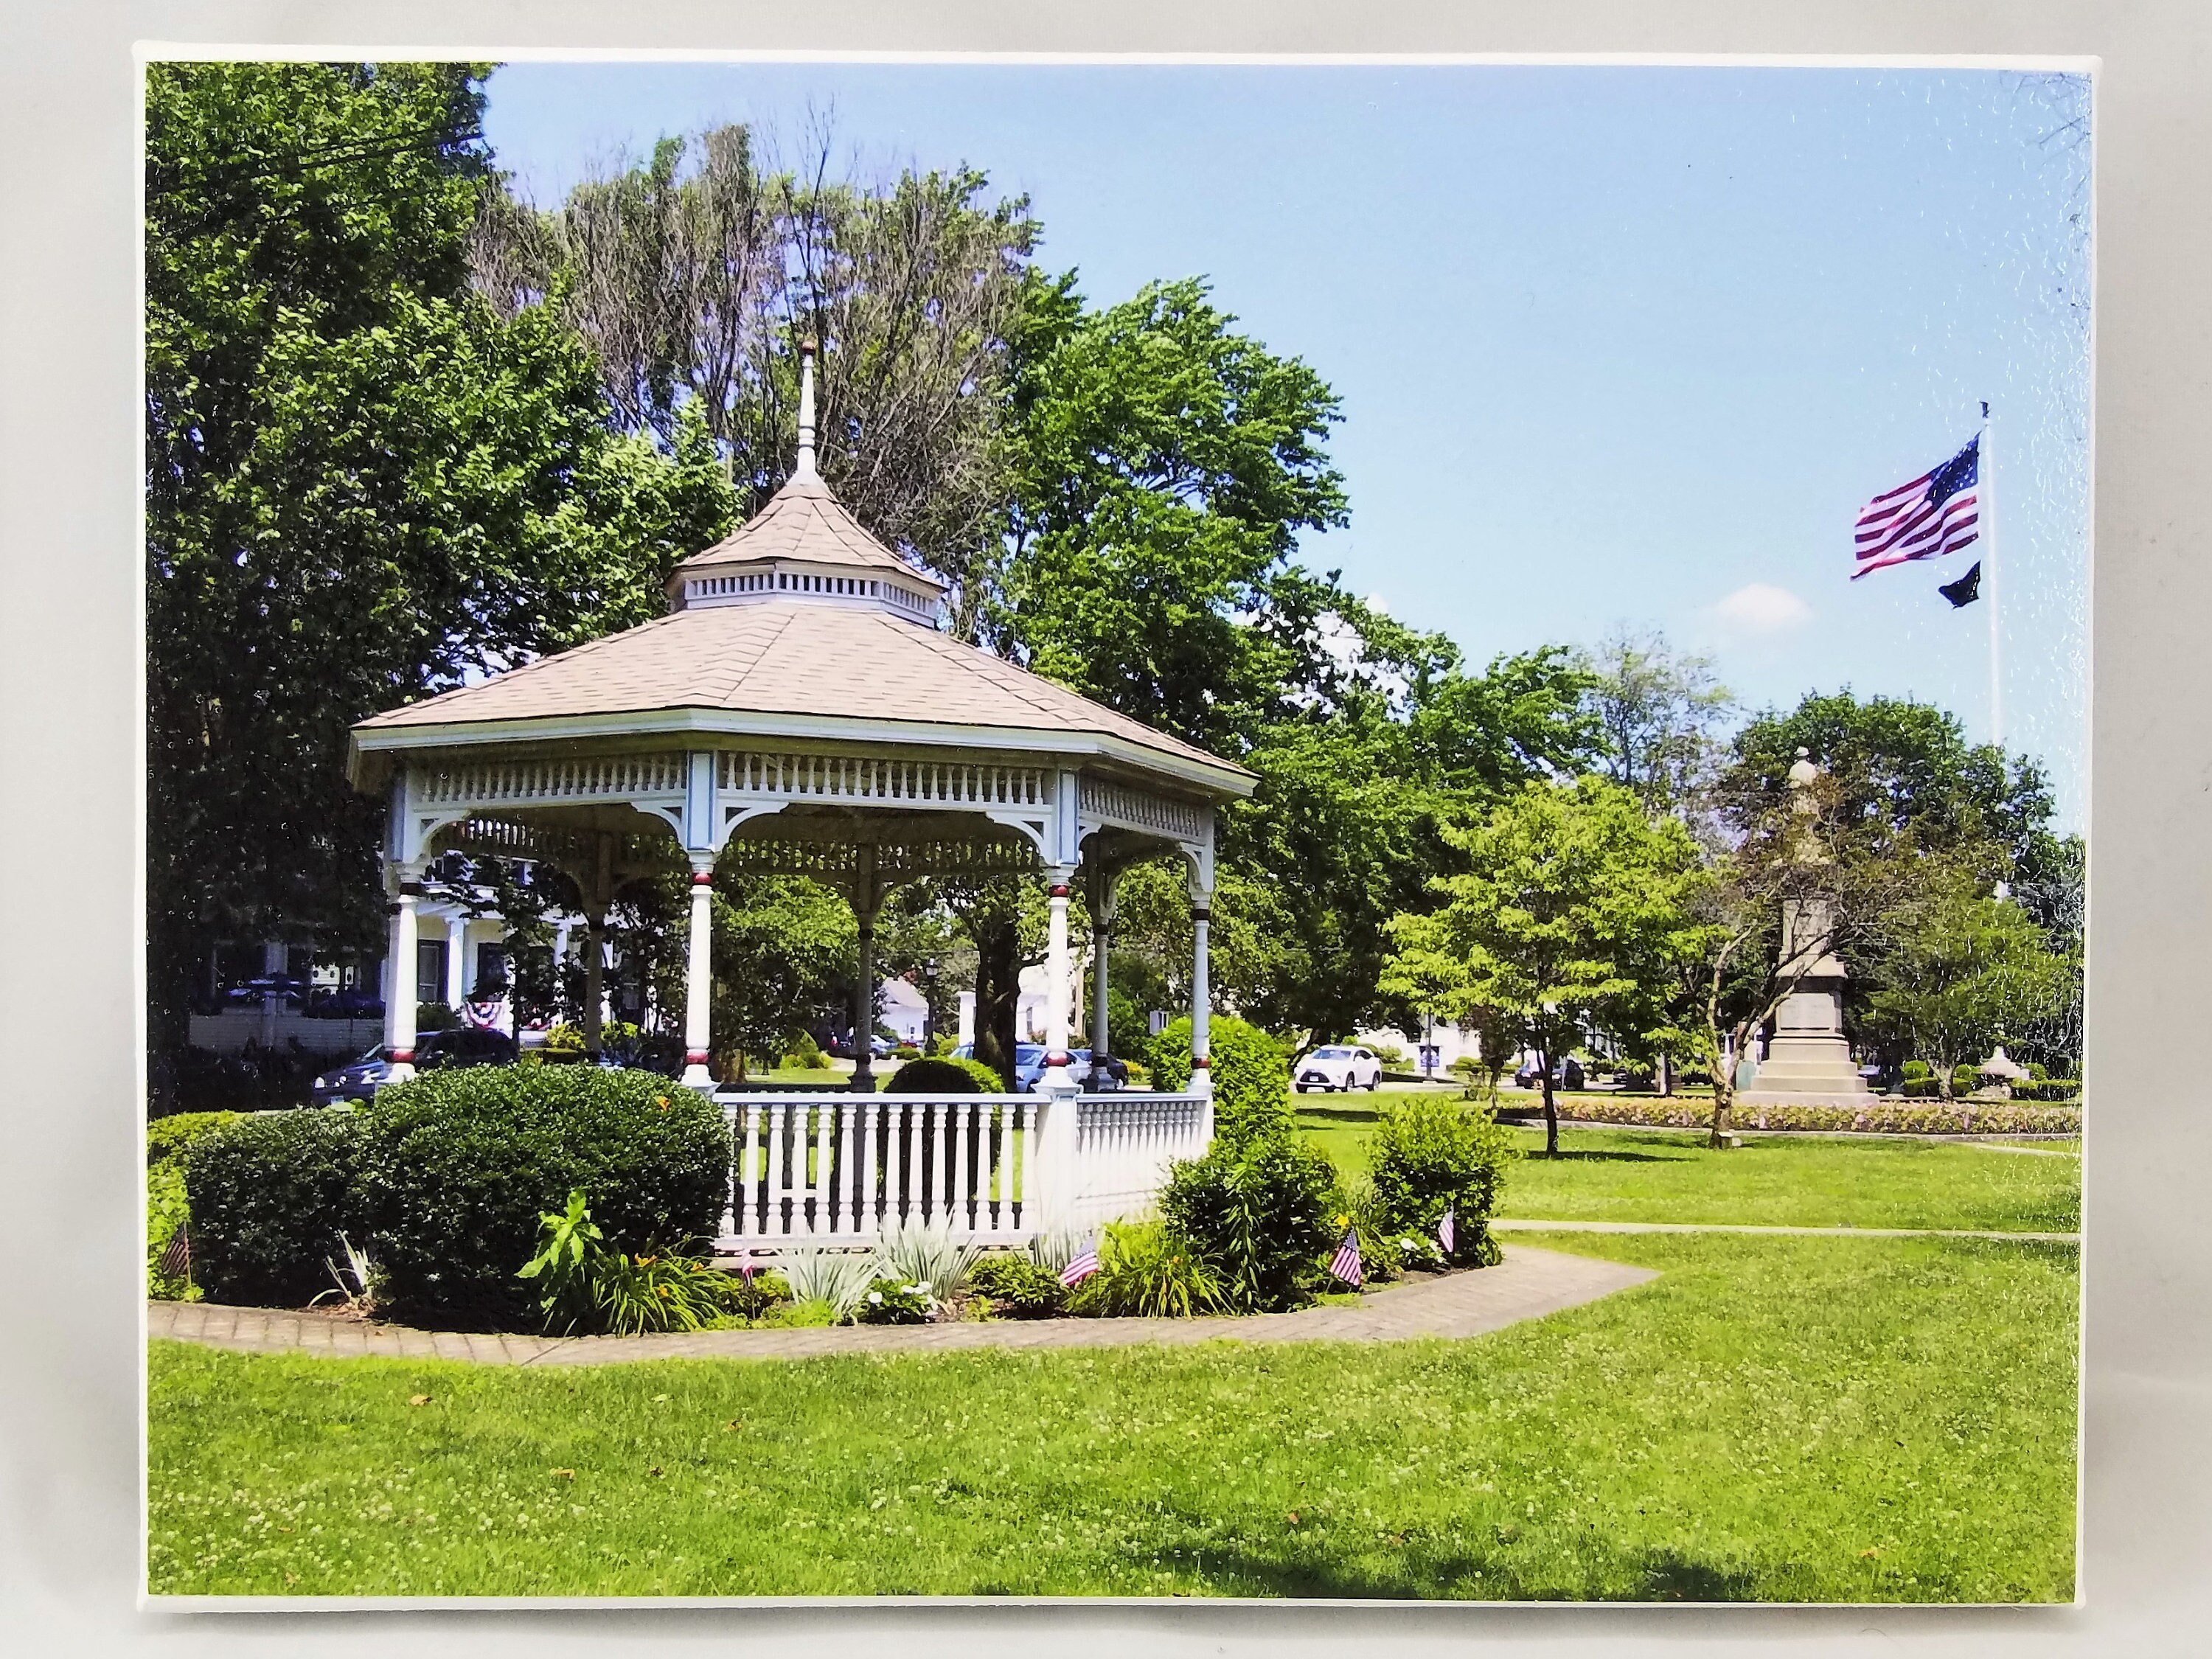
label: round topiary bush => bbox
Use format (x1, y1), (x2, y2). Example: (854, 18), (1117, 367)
(358, 1066), (730, 1329)
(1366, 1094), (1518, 1267)
(1158, 1133), (1335, 1312)
(1148, 1015), (1294, 1146)
(184, 1109), (367, 1308)
(883, 1056), (998, 1094)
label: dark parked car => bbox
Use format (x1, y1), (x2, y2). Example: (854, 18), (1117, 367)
(1512, 1057), (1585, 1092)
(222, 975), (311, 1009)
(310, 1027), (518, 1105)
(307, 987), (385, 1020)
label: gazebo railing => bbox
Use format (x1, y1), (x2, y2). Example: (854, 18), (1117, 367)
(713, 1092), (1210, 1252)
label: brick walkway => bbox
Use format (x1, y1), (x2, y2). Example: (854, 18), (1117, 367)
(146, 1243), (1655, 1368)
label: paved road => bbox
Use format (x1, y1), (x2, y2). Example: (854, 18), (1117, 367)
(146, 1244), (1655, 1368)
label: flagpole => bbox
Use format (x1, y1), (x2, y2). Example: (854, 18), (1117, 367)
(1983, 399), (2001, 750)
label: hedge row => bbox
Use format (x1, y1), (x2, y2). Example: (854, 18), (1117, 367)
(1492, 1096), (2081, 1135)
(179, 1067), (728, 1328)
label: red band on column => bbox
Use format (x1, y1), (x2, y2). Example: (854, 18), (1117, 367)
(686, 1049), (710, 1066)
(1049, 884), (1071, 898)
(693, 871), (714, 886)
(1046, 1051), (1074, 1068)
(391, 1049), (414, 1066)
(1190, 1056), (1211, 1069)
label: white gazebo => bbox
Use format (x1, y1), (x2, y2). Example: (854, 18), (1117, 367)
(347, 349), (1254, 1248)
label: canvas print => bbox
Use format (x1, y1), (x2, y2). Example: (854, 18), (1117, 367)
(143, 55), (2089, 1602)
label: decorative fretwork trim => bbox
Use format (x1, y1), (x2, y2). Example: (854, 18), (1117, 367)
(718, 751), (1046, 809)
(1077, 775), (1208, 844)
(414, 754), (686, 807)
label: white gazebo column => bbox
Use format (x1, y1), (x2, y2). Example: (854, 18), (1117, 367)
(445, 912), (468, 1007)
(1087, 863), (1114, 1084)
(681, 855), (717, 1091)
(1189, 889), (1214, 1110)
(386, 876), (423, 1081)
(1040, 866), (1077, 1091)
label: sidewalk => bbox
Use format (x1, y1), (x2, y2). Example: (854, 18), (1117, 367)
(147, 1243), (1656, 1368)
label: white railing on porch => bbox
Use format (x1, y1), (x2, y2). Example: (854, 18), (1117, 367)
(714, 1091), (1210, 1252)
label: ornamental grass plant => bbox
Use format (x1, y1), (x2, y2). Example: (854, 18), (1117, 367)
(1067, 1220), (1225, 1318)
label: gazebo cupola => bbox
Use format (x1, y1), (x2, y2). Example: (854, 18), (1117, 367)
(664, 349), (949, 627)
(349, 342), (1255, 1130)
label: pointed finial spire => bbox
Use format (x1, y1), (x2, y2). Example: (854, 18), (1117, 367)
(795, 337), (819, 480)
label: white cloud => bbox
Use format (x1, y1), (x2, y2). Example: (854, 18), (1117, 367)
(1363, 592), (1391, 616)
(1712, 582), (1813, 636)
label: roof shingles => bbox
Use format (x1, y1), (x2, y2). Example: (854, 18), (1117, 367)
(355, 602), (1242, 778)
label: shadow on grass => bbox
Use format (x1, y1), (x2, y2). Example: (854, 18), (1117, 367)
(1635, 1550), (1763, 1601)
(1522, 1148), (1686, 1164)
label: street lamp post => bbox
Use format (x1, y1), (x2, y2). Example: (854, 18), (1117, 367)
(922, 957), (939, 1051)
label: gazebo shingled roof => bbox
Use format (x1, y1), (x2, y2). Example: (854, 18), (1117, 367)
(347, 344), (1240, 1107)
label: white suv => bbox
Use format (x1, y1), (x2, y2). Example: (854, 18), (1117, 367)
(1295, 1045), (1383, 1093)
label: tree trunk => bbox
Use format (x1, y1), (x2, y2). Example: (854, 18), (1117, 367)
(1659, 1052), (1674, 1097)
(968, 905), (1022, 1093)
(1709, 1071), (1735, 1149)
(1538, 1041), (1559, 1156)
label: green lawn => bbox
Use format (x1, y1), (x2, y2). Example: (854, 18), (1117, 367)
(147, 1231), (2078, 1600)
(1298, 1104), (2080, 1234)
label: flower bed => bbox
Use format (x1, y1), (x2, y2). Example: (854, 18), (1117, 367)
(1493, 1097), (2081, 1135)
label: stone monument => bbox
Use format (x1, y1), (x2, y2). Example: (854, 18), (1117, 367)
(1737, 749), (1877, 1108)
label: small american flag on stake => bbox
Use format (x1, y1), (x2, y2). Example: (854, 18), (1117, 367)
(158, 1227), (190, 1281)
(1058, 1237), (1101, 1288)
(1328, 1224), (1363, 1288)
(1852, 435), (1980, 578)
(1438, 1206), (1455, 1257)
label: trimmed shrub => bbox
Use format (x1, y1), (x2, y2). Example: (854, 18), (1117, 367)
(1366, 1094), (1517, 1267)
(147, 1110), (246, 1169)
(883, 1057), (984, 1094)
(358, 1066), (728, 1328)
(784, 1031), (829, 1070)
(1493, 1096), (2081, 1135)
(147, 1161), (195, 1301)
(184, 1108), (366, 1307)
(1950, 1062), (1980, 1098)
(416, 1001), (459, 1033)
(1149, 1015), (1294, 1147)
(1158, 1133), (1336, 1312)
(969, 1252), (1068, 1318)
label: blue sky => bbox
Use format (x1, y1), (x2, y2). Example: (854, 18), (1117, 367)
(480, 60), (2092, 831)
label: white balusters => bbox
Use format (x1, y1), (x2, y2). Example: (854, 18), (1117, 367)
(813, 1101), (833, 1235)
(765, 1101), (787, 1239)
(953, 1103), (973, 1233)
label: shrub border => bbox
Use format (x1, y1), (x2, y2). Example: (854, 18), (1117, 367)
(1491, 1097), (2081, 1135)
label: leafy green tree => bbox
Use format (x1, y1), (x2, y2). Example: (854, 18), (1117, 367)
(1863, 886), (2073, 1097)
(1575, 625), (1734, 815)
(475, 128), (1037, 631)
(994, 274), (1353, 749)
(1723, 691), (2056, 886)
(145, 62), (734, 1068)
(1381, 776), (1707, 1155)
(710, 877), (858, 1079)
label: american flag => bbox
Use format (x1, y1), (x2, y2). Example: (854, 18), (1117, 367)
(158, 1227), (189, 1281)
(1852, 435), (1980, 578)
(1327, 1225), (1363, 1288)
(1438, 1206), (1455, 1256)
(1058, 1237), (1101, 1287)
